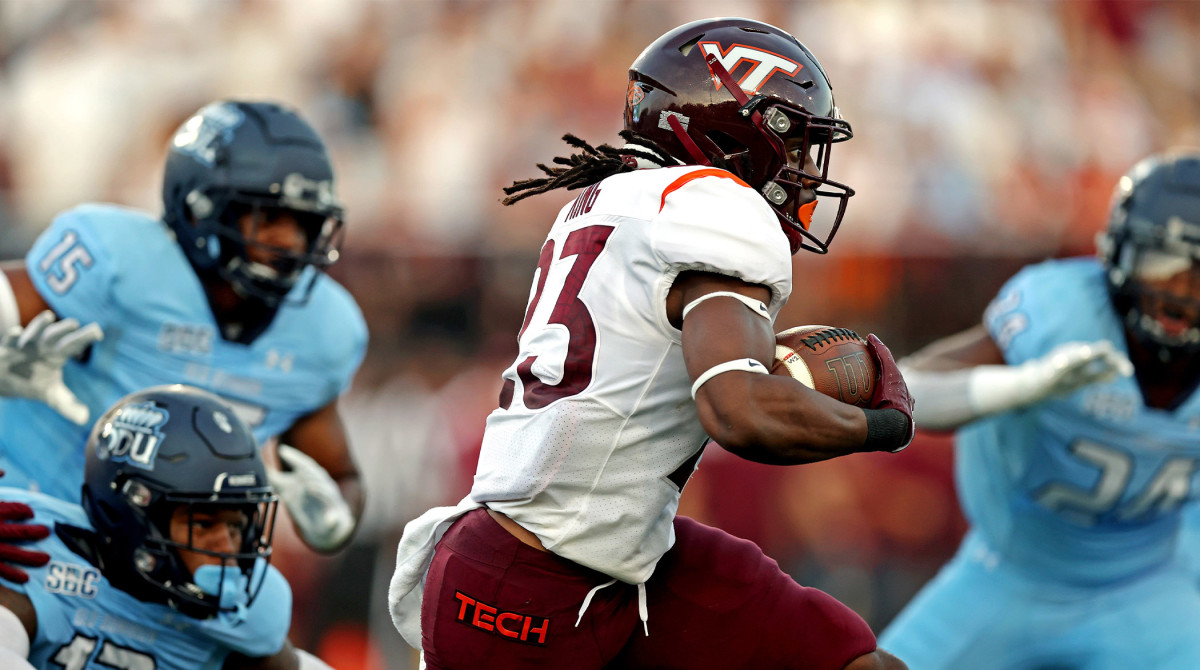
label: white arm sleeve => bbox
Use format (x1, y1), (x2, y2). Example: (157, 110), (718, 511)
(296, 648), (336, 670)
(0, 606), (31, 669)
(902, 340), (1134, 431)
(0, 272), (20, 334)
(901, 364), (1022, 431)
(0, 647), (34, 670)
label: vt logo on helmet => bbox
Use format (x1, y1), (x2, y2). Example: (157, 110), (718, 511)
(626, 18), (855, 254)
(698, 41), (802, 94)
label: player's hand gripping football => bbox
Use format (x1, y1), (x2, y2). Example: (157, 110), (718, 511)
(1017, 340), (1133, 403)
(0, 310), (103, 425)
(268, 444), (355, 553)
(866, 334), (916, 452)
(0, 501), (50, 584)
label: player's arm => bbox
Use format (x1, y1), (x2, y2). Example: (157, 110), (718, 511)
(673, 271), (912, 463)
(0, 581), (38, 670)
(0, 264), (52, 326)
(273, 400), (363, 553)
(223, 641), (335, 670)
(901, 324), (1133, 431)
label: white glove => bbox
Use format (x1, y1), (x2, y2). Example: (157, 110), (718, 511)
(0, 311), (102, 425)
(1002, 340), (1135, 406)
(267, 444), (355, 552)
(905, 340), (1133, 431)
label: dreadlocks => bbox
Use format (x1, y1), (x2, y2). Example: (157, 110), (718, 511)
(502, 130), (677, 205)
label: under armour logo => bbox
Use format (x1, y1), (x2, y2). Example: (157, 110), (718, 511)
(699, 42), (802, 95)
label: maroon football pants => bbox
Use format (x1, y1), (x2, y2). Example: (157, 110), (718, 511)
(421, 508), (876, 669)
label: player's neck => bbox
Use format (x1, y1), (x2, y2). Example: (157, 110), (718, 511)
(202, 279), (279, 344)
(1126, 333), (1200, 410)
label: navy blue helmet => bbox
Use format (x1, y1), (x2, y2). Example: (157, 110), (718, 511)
(162, 101), (345, 306)
(81, 385), (277, 618)
(1098, 150), (1200, 357)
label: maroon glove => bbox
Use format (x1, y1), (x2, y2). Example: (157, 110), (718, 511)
(866, 334), (915, 452)
(0, 501), (51, 584)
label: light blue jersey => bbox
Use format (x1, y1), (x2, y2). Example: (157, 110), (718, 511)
(0, 203), (367, 501)
(882, 258), (1200, 669)
(2, 488), (291, 669)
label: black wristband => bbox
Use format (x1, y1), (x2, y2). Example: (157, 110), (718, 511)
(863, 408), (910, 453)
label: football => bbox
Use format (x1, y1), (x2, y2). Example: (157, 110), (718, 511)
(772, 325), (877, 407)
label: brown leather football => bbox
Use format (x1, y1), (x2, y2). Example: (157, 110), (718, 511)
(771, 325), (877, 407)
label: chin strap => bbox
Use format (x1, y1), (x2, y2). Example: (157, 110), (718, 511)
(704, 53), (754, 109)
(665, 114), (711, 166)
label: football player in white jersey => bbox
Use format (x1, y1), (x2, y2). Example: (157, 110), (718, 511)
(0, 101), (366, 564)
(389, 18), (913, 670)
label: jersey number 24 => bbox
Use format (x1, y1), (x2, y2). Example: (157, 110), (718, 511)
(1035, 438), (1197, 525)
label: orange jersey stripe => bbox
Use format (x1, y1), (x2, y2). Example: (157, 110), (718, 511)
(659, 169), (750, 212)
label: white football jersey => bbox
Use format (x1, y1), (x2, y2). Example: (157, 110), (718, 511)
(473, 165), (793, 584)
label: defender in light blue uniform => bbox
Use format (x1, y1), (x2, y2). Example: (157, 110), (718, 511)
(0, 102), (366, 558)
(1, 201), (365, 501)
(5, 489), (290, 669)
(0, 386), (328, 669)
(882, 152), (1200, 669)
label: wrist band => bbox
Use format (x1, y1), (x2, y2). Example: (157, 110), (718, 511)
(691, 358), (769, 399)
(682, 291), (771, 321)
(863, 408), (912, 453)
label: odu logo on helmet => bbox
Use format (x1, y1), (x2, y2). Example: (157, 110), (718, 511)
(171, 103), (246, 168)
(96, 403), (169, 470)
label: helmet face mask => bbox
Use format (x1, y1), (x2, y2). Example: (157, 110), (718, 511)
(82, 386), (278, 619)
(214, 199), (344, 304)
(625, 18), (854, 254)
(1099, 152), (1200, 358)
(163, 101), (345, 307)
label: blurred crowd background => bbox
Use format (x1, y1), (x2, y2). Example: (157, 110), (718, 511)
(2, 0), (1199, 668)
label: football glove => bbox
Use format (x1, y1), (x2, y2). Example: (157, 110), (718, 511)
(0, 501), (50, 584)
(267, 444), (355, 553)
(1015, 340), (1134, 402)
(0, 311), (102, 425)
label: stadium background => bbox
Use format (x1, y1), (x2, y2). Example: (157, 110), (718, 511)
(1, 1), (1197, 667)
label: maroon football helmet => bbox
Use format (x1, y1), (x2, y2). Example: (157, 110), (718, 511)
(625, 18), (854, 254)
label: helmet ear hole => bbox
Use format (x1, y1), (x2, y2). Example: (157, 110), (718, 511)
(705, 130), (754, 179)
(705, 130), (743, 156)
(95, 498), (123, 529)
